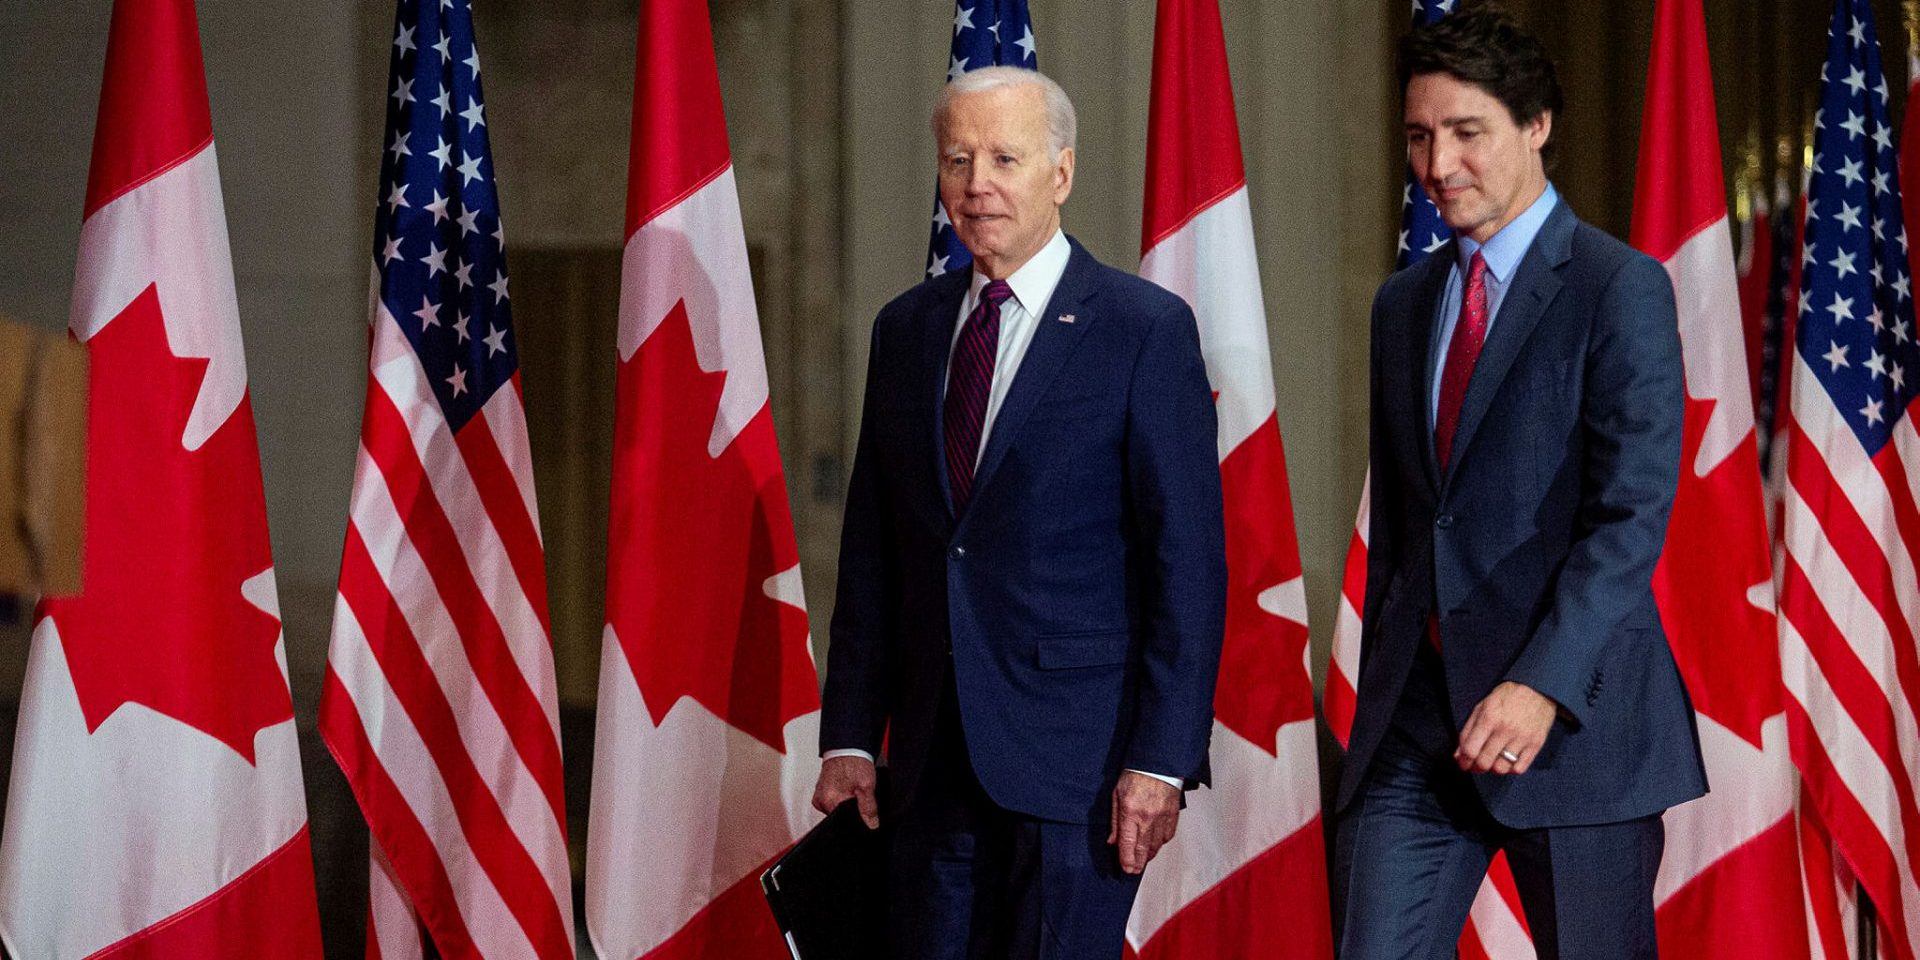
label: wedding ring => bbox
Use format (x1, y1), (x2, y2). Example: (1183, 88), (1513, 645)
(1499, 749), (1521, 763)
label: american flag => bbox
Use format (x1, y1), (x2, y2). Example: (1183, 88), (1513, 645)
(317, 1), (575, 958)
(925, 0), (1038, 277)
(1779, 0), (1920, 956)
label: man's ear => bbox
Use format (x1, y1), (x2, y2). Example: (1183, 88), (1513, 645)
(1054, 146), (1076, 205)
(1527, 111), (1553, 152)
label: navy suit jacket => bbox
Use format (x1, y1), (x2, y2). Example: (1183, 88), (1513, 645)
(1338, 201), (1708, 829)
(821, 238), (1228, 825)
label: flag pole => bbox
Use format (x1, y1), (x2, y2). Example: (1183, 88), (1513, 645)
(1893, 17), (1920, 960)
(1860, 887), (1878, 960)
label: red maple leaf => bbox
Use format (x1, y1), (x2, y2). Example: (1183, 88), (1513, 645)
(42, 284), (290, 763)
(1212, 416), (1316, 754)
(605, 300), (819, 751)
(1652, 394), (1779, 749)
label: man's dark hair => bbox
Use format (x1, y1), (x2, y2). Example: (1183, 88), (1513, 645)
(1398, 4), (1564, 162)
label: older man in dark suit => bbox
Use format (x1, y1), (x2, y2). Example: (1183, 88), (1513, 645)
(811, 66), (1228, 959)
(1333, 9), (1708, 960)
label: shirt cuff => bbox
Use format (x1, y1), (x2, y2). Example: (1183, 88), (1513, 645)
(823, 748), (876, 763)
(1127, 768), (1184, 789)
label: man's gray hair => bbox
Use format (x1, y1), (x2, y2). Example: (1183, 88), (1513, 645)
(932, 66), (1078, 159)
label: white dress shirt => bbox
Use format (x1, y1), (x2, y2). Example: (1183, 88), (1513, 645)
(826, 230), (1184, 791)
(1429, 183), (1560, 427)
(946, 228), (1072, 461)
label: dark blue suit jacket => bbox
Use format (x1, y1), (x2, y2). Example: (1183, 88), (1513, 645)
(821, 238), (1228, 825)
(1338, 202), (1708, 829)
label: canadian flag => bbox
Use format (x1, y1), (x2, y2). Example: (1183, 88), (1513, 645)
(1632, 1), (1808, 958)
(584, 2), (822, 958)
(1124, 0), (1332, 955)
(0, 1), (324, 957)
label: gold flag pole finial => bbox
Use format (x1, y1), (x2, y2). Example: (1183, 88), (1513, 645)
(1906, 0), (1920, 79)
(1776, 132), (1796, 205)
(1804, 97), (1818, 186)
(1736, 126), (1760, 222)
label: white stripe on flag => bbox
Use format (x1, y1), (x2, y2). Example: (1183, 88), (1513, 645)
(369, 844), (426, 960)
(479, 384), (545, 538)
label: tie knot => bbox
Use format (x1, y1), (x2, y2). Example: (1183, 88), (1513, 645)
(982, 280), (1014, 306)
(1467, 250), (1488, 281)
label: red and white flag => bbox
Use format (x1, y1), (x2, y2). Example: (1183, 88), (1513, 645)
(1125, 0), (1331, 955)
(0, 1), (324, 955)
(318, 1), (576, 956)
(1630, 2), (1808, 958)
(584, 2), (822, 957)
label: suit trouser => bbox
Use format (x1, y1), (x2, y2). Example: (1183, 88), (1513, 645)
(1331, 644), (1665, 960)
(888, 676), (1142, 960)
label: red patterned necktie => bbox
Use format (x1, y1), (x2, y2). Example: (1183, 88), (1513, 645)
(1428, 251), (1488, 653)
(1435, 251), (1489, 472)
(945, 279), (1014, 512)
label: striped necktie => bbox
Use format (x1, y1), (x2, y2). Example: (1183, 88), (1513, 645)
(945, 279), (1014, 512)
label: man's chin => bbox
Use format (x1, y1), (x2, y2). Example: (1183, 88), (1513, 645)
(1438, 213), (1487, 240)
(957, 231), (1002, 255)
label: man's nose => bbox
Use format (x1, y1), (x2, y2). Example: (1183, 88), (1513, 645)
(1427, 138), (1458, 183)
(966, 161), (993, 194)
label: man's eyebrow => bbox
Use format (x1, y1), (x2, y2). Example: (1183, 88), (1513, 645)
(1405, 115), (1489, 130)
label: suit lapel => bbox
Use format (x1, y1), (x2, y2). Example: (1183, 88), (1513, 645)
(966, 239), (1099, 509)
(1411, 249), (1454, 494)
(924, 269), (972, 517)
(1442, 201), (1574, 481)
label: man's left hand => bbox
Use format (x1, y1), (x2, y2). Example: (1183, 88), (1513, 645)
(1107, 771), (1181, 875)
(1455, 681), (1559, 775)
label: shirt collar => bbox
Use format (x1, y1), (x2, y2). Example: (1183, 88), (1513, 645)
(970, 229), (1071, 316)
(1456, 182), (1559, 284)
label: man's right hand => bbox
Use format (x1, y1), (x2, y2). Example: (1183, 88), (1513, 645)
(811, 755), (880, 829)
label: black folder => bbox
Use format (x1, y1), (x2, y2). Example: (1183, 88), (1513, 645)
(760, 796), (889, 959)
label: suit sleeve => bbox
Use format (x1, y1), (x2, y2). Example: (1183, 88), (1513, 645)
(819, 319), (897, 758)
(1120, 303), (1229, 784)
(1503, 255), (1683, 727)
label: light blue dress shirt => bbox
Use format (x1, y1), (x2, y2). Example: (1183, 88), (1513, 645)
(1429, 183), (1561, 428)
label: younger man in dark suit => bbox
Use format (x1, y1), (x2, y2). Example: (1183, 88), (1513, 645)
(1333, 9), (1707, 959)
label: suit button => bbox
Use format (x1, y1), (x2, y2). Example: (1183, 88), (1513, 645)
(1435, 514), (1455, 529)
(951, 546), (966, 560)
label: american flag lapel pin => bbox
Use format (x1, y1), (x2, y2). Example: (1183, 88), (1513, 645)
(1058, 313), (1076, 324)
